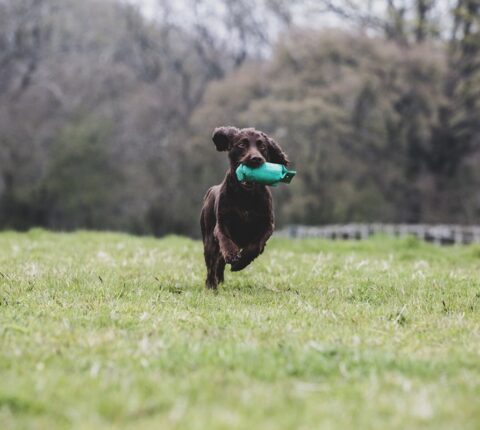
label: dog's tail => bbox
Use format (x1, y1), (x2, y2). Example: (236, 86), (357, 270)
(203, 185), (220, 205)
(203, 187), (214, 202)
(200, 186), (217, 241)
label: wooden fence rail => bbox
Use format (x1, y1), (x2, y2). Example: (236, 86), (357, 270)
(276, 224), (480, 245)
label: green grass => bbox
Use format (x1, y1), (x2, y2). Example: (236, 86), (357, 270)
(1, 229), (480, 429)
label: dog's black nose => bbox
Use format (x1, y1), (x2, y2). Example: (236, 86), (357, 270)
(248, 156), (264, 167)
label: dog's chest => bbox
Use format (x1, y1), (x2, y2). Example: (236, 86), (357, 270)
(226, 207), (266, 243)
(230, 208), (261, 226)
(239, 209), (253, 221)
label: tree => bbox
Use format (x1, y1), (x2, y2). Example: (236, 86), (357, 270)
(189, 30), (448, 225)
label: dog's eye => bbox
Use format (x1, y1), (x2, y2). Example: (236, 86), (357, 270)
(257, 140), (266, 150)
(238, 140), (248, 148)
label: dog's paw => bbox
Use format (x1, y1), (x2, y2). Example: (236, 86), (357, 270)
(230, 251), (257, 272)
(224, 252), (242, 265)
(230, 258), (251, 272)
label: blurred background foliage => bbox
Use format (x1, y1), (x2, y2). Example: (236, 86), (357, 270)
(0, 0), (479, 237)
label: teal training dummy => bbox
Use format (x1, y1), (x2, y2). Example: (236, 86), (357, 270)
(236, 162), (296, 186)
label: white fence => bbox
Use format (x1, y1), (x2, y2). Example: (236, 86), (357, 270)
(276, 224), (480, 245)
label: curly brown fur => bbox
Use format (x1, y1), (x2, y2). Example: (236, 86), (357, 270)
(200, 126), (289, 289)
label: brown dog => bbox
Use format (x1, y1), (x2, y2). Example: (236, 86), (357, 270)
(200, 126), (290, 289)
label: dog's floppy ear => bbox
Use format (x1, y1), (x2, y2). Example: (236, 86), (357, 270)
(212, 126), (239, 152)
(262, 133), (290, 165)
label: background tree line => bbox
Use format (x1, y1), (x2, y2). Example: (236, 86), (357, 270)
(0, 0), (478, 237)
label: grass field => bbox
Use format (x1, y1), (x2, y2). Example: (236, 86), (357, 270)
(1, 229), (479, 429)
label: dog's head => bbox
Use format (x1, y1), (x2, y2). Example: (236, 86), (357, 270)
(212, 126), (289, 169)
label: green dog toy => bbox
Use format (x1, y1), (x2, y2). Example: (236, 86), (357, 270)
(236, 162), (296, 186)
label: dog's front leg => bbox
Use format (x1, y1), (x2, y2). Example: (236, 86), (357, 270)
(214, 224), (241, 265)
(231, 221), (274, 272)
(248, 222), (274, 257)
(258, 220), (274, 253)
